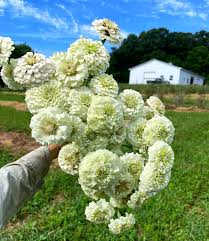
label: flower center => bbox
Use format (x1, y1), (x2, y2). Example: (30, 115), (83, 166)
(115, 180), (130, 194)
(80, 94), (91, 106)
(86, 44), (98, 54)
(44, 122), (58, 135)
(128, 163), (142, 176)
(100, 78), (112, 88)
(63, 62), (77, 76)
(125, 96), (137, 108)
(26, 55), (37, 65)
(95, 168), (108, 180)
(136, 125), (144, 138)
(103, 104), (115, 116)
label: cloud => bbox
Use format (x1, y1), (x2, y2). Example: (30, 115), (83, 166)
(0, 0), (68, 29)
(56, 3), (97, 38)
(155, 0), (208, 20)
(79, 24), (98, 37)
(56, 3), (78, 32)
(0, 0), (97, 39)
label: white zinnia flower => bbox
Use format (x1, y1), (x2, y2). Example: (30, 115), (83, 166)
(50, 51), (66, 66)
(146, 96), (165, 115)
(120, 153), (144, 182)
(142, 115), (175, 146)
(85, 199), (115, 223)
(142, 106), (155, 120)
(68, 37), (110, 76)
(139, 162), (171, 195)
(58, 143), (82, 175)
(126, 117), (147, 149)
(119, 89), (144, 120)
(127, 188), (148, 209)
(112, 173), (135, 199)
(0, 36), (14, 66)
(89, 74), (118, 97)
(87, 96), (124, 135)
(55, 54), (88, 88)
(108, 213), (135, 234)
(14, 52), (55, 86)
(128, 142), (174, 209)
(25, 82), (71, 114)
(92, 18), (122, 44)
(79, 149), (121, 199)
(68, 115), (89, 155)
(1, 59), (24, 90)
(30, 107), (73, 145)
(68, 87), (93, 121)
(148, 141), (174, 173)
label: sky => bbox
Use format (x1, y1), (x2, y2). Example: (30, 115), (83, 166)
(1, 0), (209, 56)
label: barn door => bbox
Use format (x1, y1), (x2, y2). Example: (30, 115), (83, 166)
(144, 72), (156, 83)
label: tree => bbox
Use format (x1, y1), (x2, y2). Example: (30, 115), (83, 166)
(10, 43), (33, 59)
(185, 46), (209, 84)
(109, 28), (209, 84)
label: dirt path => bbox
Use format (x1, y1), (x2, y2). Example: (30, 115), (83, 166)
(169, 106), (209, 113)
(0, 130), (40, 155)
(0, 130), (59, 169)
(1, 99), (209, 113)
(0, 101), (28, 111)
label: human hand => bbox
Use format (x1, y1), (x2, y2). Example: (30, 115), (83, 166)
(48, 144), (62, 160)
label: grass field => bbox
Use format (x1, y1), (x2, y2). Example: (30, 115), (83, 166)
(0, 94), (209, 240)
(2, 85), (209, 110)
(119, 84), (209, 95)
(0, 92), (25, 102)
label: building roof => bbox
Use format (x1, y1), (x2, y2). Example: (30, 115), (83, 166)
(129, 59), (205, 79)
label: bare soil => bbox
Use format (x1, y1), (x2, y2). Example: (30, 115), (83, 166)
(169, 106), (209, 113)
(0, 130), (40, 155)
(0, 101), (28, 111)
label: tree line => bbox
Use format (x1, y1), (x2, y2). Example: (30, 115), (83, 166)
(108, 28), (209, 84)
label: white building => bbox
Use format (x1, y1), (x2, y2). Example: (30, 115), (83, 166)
(129, 59), (204, 85)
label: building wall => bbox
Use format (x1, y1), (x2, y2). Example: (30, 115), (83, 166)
(129, 60), (181, 85)
(179, 70), (204, 85)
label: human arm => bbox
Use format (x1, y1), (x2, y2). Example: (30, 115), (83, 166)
(0, 144), (61, 228)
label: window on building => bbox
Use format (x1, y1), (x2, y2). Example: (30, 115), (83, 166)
(170, 75), (174, 81)
(160, 75), (164, 80)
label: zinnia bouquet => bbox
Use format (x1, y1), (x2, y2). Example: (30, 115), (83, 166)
(0, 18), (175, 234)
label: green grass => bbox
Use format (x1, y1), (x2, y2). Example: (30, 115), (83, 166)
(0, 92), (25, 102)
(162, 97), (209, 109)
(0, 108), (209, 240)
(0, 106), (31, 134)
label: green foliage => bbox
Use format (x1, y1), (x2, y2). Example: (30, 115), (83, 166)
(10, 43), (33, 59)
(0, 149), (14, 168)
(0, 108), (209, 240)
(110, 29), (209, 83)
(0, 106), (31, 134)
(0, 92), (25, 102)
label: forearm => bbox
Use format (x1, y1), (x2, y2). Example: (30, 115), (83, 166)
(0, 146), (51, 228)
